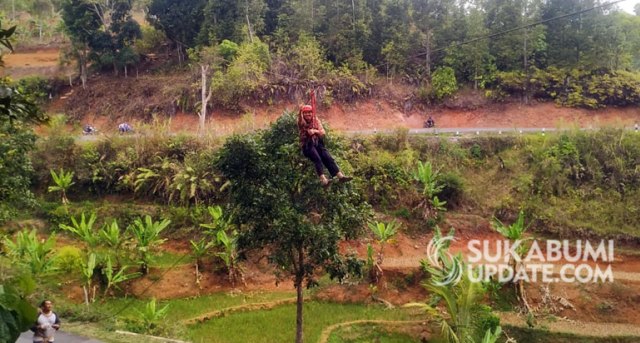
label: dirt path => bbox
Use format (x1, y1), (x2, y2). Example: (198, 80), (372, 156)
(182, 297), (297, 324)
(382, 257), (640, 282)
(317, 320), (426, 343)
(2, 47), (65, 79)
(499, 312), (640, 338)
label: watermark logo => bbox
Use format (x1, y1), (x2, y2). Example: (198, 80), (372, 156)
(426, 234), (462, 286)
(425, 237), (615, 285)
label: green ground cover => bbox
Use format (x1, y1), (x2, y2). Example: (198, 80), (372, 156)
(187, 302), (417, 343)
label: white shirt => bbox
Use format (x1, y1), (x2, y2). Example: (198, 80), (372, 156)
(33, 312), (58, 342)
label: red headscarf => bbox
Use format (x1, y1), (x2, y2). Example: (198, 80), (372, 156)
(297, 89), (322, 146)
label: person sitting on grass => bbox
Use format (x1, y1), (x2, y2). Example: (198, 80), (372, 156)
(297, 91), (353, 187)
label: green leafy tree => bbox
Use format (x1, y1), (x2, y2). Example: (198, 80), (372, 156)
(147, 0), (206, 63)
(431, 66), (458, 100)
(0, 23), (16, 65)
(199, 0), (265, 44)
(128, 215), (170, 274)
(211, 38), (271, 109)
(0, 22), (42, 341)
(216, 112), (369, 343)
(0, 22), (46, 223)
(61, 0), (102, 88)
(48, 168), (75, 205)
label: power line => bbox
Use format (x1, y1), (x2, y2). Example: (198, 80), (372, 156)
(416, 0), (628, 58)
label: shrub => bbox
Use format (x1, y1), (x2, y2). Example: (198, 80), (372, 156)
(491, 67), (640, 108)
(352, 150), (413, 208)
(431, 66), (458, 101)
(55, 245), (84, 273)
(438, 172), (465, 207)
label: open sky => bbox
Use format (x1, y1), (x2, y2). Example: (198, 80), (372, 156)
(619, 0), (639, 14)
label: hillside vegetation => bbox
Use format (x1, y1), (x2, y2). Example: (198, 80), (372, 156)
(3, 0), (640, 122)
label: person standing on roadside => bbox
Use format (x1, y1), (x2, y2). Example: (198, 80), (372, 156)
(31, 300), (60, 343)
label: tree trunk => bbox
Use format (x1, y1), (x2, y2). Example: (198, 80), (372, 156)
(245, 0), (254, 43)
(425, 31), (431, 81)
(295, 245), (305, 343)
(351, 0), (356, 31)
(83, 285), (89, 306)
(80, 51), (88, 89)
(199, 64), (212, 134)
(522, 1), (530, 105)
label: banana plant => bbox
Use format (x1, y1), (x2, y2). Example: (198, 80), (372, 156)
(59, 212), (100, 250)
(482, 326), (503, 343)
(81, 253), (97, 306)
(99, 220), (125, 265)
(368, 219), (400, 260)
(3, 229), (56, 277)
(135, 298), (169, 333)
(414, 160), (443, 199)
(492, 210), (532, 314)
(48, 168), (75, 204)
(414, 160), (447, 220)
(199, 205), (226, 231)
(214, 230), (243, 286)
(366, 220), (400, 284)
(128, 215), (170, 274)
(102, 256), (141, 297)
(190, 238), (211, 288)
(408, 228), (499, 343)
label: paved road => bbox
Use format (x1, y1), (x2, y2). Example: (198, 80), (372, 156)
(75, 125), (640, 142)
(347, 125), (640, 135)
(17, 330), (103, 343)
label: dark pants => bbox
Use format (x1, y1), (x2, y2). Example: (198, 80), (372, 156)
(302, 139), (340, 177)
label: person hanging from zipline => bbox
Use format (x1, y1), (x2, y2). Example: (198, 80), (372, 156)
(298, 90), (353, 187)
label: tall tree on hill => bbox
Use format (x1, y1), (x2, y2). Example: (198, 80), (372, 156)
(541, 0), (601, 68)
(89, 0), (141, 75)
(379, 0), (412, 80)
(188, 45), (222, 133)
(361, 0), (384, 66)
(410, 0), (450, 80)
(61, 0), (102, 88)
(198, 0), (265, 45)
(147, 0), (206, 63)
(217, 113), (369, 343)
(317, 0), (370, 67)
(485, 0), (527, 71)
(444, 0), (495, 89)
(264, 0), (286, 36)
